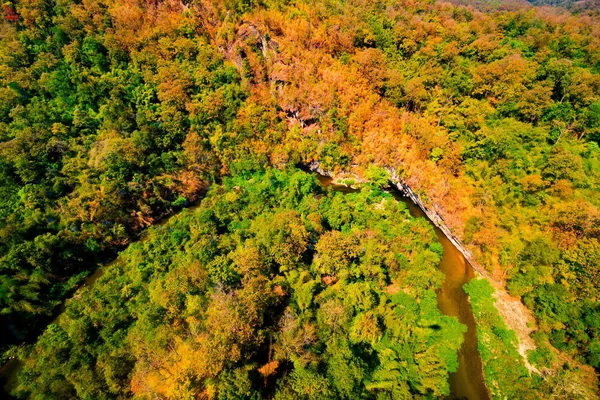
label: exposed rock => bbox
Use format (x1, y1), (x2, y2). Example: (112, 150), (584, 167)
(386, 169), (490, 279)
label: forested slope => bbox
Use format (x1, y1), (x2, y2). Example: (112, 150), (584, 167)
(0, 0), (245, 344)
(1, 0), (599, 398)
(449, 0), (600, 13)
(14, 170), (466, 398)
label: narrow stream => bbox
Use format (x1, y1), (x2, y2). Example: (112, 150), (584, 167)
(317, 174), (489, 400)
(0, 258), (108, 397)
(400, 194), (489, 400)
(0, 203), (202, 397)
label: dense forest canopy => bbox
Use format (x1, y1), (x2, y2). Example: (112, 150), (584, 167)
(450, 0), (600, 12)
(0, 0), (599, 398)
(12, 170), (468, 398)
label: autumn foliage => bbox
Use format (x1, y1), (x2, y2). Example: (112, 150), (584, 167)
(1, 0), (600, 398)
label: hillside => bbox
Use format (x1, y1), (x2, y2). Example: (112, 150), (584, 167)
(450, 0), (600, 12)
(1, 0), (599, 398)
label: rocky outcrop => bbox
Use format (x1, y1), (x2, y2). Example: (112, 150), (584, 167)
(307, 161), (489, 278)
(386, 170), (490, 279)
(306, 161), (332, 180)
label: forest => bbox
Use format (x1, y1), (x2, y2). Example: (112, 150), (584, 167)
(12, 169), (467, 398)
(0, 0), (599, 398)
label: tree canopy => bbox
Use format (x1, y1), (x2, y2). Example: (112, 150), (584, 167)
(1, 0), (599, 397)
(13, 169), (466, 399)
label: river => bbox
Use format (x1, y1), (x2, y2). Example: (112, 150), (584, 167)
(317, 174), (489, 400)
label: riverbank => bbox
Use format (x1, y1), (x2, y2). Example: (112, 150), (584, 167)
(306, 162), (539, 378)
(315, 169), (490, 399)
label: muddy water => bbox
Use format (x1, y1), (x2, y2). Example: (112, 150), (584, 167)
(317, 175), (489, 400)
(400, 195), (489, 400)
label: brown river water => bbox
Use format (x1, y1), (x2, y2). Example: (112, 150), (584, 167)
(318, 175), (489, 400)
(401, 193), (489, 400)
